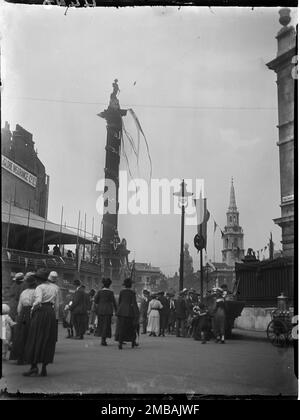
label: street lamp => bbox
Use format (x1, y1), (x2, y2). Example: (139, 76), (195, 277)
(174, 180), (193, 291)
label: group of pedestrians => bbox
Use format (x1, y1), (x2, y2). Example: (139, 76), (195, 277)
(138, 286), (227, 344)
(3, 269), (59, 377)
(2, 270), (228, 378)
(63, 277), (140, 350)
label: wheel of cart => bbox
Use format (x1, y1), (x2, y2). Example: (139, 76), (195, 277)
(267, 318), (289, 347)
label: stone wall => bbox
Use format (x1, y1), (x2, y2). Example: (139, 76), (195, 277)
(234, 306), (294, 331)
(234, 307), (276, 331)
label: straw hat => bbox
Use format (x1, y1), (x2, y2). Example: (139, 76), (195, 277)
(13, 272), (24, 282)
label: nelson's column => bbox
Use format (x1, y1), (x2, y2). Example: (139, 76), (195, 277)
(98, 80), (130, 292)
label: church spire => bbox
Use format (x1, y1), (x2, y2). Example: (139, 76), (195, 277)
(222, 177), (244, 266)
(228, 177), (237, 211)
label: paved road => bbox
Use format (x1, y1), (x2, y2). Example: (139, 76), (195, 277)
(1, 326), (297, 396)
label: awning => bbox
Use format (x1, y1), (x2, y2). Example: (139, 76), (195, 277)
(2, 201), (98, 245)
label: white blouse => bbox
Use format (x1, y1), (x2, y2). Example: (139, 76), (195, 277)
(147, 299), (163, 314)
(17, 289), (36, 314)
(32, 282), (58, 310)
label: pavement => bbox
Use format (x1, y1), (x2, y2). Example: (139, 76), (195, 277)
(1, 325), (297, 396)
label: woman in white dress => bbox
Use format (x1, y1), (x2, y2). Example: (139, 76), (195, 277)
(147, 294), (163, 337)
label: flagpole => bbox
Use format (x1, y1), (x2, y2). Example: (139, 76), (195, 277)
(200, 225), (204, 301)
(83, 213), (86, 261)
(213, 228), (216, 263)
(5, 196), (13, 249)
(25, 200), (31, 251)
(99, 217), (102, 270)
(76, 210), (81, 273)
(91, 216), (94, 261)
(62, 221), (66, 257)
(41, 214), (47, 254)
(59, 205), (64, 252)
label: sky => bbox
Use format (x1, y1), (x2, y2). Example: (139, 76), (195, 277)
(1, 4), (297, 276)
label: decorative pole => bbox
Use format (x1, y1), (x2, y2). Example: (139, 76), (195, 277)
(5, 196), (12, 249)
(174, 180), (193, 291)
(98, 80), (129, 288)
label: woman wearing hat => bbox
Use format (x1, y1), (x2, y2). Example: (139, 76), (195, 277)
(10, 273), (37, 365)
(115, 278), (139, 350)
(8, 272), (25, 321)
(23, 268), (58, 377)
(147, 294), (163, 337)
(94, 278), (117, 346)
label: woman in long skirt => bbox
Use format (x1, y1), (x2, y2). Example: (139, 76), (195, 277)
(23, 269), (59, 377)
(147, 295), (163, 336)
(115, 278), (139, 350)
(10, 273), (37, 364)
(94, 278), (117, 346)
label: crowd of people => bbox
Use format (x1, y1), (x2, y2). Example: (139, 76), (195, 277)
(139, 286), (228, 344)
(2, 269), (60, 377)
(2, 269), (228, 377)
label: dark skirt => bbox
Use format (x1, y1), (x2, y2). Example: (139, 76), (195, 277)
(115, 316), (137, 343)
(25, 304), (56, 365)
(95, 315), (112, 338)
(72, 313), (88, 336)
(193, 315), (210, 340)
(10, 306), (32, 362)
(213, 307), (226, 337)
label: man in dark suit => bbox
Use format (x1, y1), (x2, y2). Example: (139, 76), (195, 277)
(174, 291), (187, 337)
(139, 289), (150, 334)
(69, 280), (89, 339)
(157, 291), (170, 337)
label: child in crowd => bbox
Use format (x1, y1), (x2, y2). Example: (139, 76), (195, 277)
(2, 304), (16, 360)
(62, 296), (74, 339)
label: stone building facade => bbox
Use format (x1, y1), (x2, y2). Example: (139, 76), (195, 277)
(2, 122), (49, 218)
(267, 8), (296, 258)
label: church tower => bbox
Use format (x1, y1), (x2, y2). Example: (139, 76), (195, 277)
(222, 178), (244, 266)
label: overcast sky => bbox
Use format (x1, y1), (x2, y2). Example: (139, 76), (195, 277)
(1, 4), (297, 275)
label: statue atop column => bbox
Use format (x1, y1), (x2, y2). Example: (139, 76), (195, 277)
(109, 79), (121, 110)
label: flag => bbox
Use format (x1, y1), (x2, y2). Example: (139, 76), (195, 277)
(194, 193), (210, 250)
(24, 257), (28, 270)
(7, 251), (11, 261)
(213, 220), (217, 234)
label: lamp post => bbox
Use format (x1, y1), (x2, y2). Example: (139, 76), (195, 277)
(174, 180), (193, 291)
